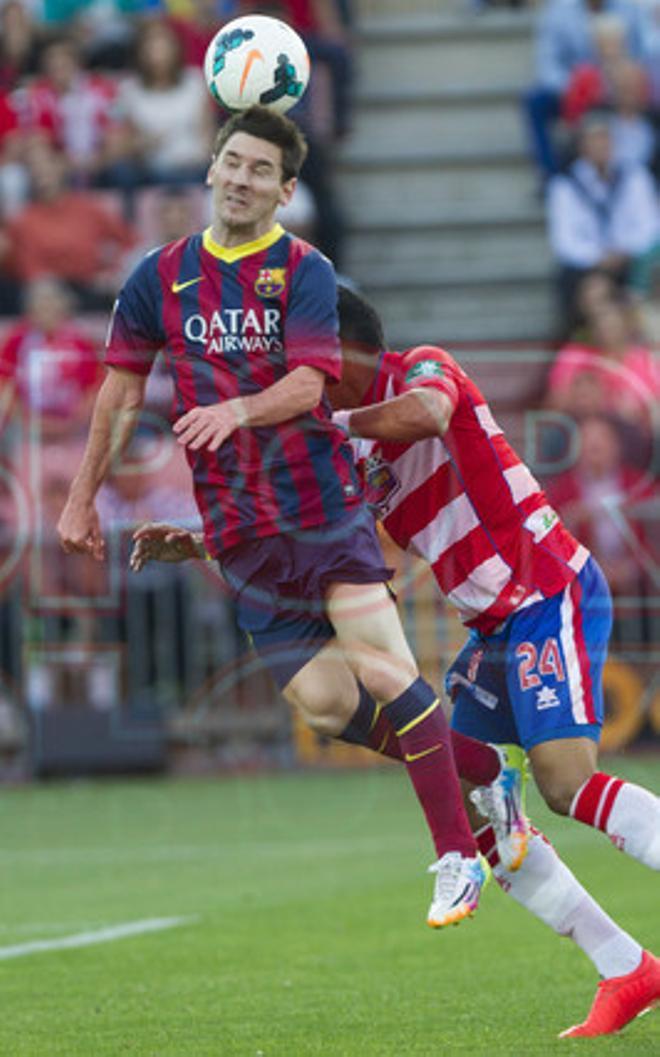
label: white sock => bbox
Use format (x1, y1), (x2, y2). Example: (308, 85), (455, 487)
(569, 772), (660, 870)
(605, 784), (660, 870)
(493, 829), (643, 979)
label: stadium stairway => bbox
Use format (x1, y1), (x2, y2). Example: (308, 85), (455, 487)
(339, 4), (555, 347)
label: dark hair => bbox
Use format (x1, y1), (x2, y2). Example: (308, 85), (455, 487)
(212, 106), (308, 182)
(337, 284), (386, 353)
(134, 20), (184, 89)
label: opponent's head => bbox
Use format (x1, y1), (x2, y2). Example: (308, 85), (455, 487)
(329, 284), (386, 409)
(208, 106), (307, 237)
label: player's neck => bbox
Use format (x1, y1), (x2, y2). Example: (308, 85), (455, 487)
(210, 218), (276, 249)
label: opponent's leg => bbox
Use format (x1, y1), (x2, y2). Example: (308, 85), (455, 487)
(529, 738), (660, 871)
(478, 823), (660, 1037)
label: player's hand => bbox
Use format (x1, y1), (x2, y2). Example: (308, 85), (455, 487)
(57, 498), (106, 562)
(130, 523), (203, 571)
(173, 400), (245, 452)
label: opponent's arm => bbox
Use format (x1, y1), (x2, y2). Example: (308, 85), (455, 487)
(173, 365), (324, 452)
(337, 387), (454, 443)
(130, 523), (206, 571)
(57, 367), (147, 560)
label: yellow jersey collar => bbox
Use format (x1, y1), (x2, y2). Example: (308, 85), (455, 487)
(202, 223), (285, 263)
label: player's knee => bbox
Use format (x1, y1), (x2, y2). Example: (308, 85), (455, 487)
(536, 776), (576, 816)
(284, 681), (353, 738)
(346, 649), (414, 703)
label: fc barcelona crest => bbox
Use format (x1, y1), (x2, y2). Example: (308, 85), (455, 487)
(255, 267), (287, 297)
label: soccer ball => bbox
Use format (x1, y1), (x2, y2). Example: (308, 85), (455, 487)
(204, 15), (310, 115)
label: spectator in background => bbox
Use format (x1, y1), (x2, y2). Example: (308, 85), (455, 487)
(607, 60), (657, 170)
(546, 110), (658, 333)
(561, 15), (657, 169)
(20, 33), (120, 187)
(0, 219), (22, 317)
(104, 19), (216, 197)
(636, 0), (660, 106)
(561, 14), (630, 125)
(545, 414), (653, 611)
(2, 141), (136, 309)
(545, 295), (659, 464)
(0, 0), (42, 92)
(0, 277), (102, 439)
(523, 0), (649, 184)
(0, 89), (29, 217)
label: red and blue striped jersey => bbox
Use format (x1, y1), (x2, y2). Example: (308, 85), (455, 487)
(105, 223), (362, 554)
(354, 346), (589, 634)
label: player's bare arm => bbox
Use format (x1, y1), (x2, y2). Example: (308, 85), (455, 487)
(173, 365), (325, 451)
(337, 387), (453, 443)
(130, 523), (205, 571)
(57, 367), (147, 560)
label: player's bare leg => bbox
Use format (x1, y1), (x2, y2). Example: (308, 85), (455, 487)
(528, 737), (660, 870)
(285, 631), (488, 928)
(322, 581), (488, 927)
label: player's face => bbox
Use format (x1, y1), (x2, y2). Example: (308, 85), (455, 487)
(328, 344), (377, 409)
(207, 132), (296, 242)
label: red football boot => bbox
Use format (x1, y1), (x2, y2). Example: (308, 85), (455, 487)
(559, 950), (660, 1038)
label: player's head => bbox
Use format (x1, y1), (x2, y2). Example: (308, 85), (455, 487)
(329, 284), (386, 409)
(208, 107), (308, 239)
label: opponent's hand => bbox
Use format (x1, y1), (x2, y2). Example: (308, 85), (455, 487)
(57, 498), (106, 561)
(130, 523), (203, 571)
(173, 400), (244, 452)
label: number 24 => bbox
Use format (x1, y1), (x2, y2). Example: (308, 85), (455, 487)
(516, 638), (565, 691)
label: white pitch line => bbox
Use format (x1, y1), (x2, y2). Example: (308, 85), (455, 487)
(0, 915), (198, 960)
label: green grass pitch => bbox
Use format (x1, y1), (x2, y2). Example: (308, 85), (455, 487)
(1, 756), (658, 1056)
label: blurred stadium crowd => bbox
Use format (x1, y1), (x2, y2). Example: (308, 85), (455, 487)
(0, 0), (657, 773)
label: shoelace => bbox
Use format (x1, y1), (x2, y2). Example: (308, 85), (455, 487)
(428, 853), (464, 900)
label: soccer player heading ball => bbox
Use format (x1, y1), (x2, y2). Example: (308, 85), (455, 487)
(57, 105), (523, 931)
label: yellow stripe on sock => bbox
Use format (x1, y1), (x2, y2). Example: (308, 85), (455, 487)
(394, 698), (439, 737)
(376, 730), (391, 754)
(369, 702), (383, 733)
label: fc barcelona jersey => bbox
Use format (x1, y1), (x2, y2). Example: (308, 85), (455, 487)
(105, 224), (362, 554)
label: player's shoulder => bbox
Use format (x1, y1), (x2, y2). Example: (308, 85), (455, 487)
(126, 234), (201, 284)
(283, 232), (336, 288)
(397, 344), (464, 383)
(285, 232), (332, 266)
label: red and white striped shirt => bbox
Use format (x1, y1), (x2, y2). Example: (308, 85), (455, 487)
(355, 346), (589, 634)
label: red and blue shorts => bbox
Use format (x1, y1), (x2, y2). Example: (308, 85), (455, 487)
(446, 557), (613, 750)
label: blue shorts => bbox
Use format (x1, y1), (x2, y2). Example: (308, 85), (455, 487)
(446, 557), (612, 751)
(220, 509), (392, 691)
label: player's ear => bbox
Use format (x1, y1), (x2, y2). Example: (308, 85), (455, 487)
(205, 159), (216, 186)
(279, 176), (296, 207)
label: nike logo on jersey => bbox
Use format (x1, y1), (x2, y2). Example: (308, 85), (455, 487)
(404, 743), (443, 764)
(172, 277), (204, 294)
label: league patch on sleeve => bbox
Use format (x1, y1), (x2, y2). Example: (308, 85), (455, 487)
(404, 359), (445, 383)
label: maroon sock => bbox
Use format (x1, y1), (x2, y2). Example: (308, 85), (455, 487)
(384, 678), (477, 859)
(340, 687), (501, 785)
(365, 707), (403, 760)
(450, 729), (501, 785)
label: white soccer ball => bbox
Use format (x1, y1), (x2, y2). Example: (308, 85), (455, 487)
(204, 15), (310, 115)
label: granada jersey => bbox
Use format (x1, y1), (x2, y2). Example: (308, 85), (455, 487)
(105, 224), (362, 554)
(356, 346), (590, 634)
